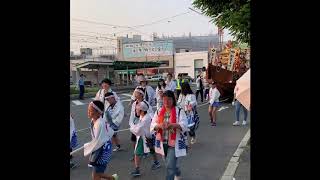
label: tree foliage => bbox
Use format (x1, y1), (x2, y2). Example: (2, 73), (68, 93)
(192, 0), (250, 44)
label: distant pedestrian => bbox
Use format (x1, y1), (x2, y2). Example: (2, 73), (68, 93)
(203, 78), (210, 101)
(208, 82), (221, 126)
(195, 75), (204, 102)
(166, 73), (176, 93)
(175, 74), (185, 100)
(84, 100), (119, 180)
(232, 86), (248, 126)
(78, 74), (85, 100)
(156, 79), (167, 111)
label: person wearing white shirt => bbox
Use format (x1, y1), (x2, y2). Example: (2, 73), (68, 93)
(129, 86), (154, 161)
(84, 100), (119, 180)
(165, 73), (176, 97)
(177, 82), (198, 145)
(208, 82), (221, 126)
(104, 92), (125, 152)
(95, 78), (120, 111)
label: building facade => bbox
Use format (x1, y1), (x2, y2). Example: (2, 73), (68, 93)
(174, 51), (208, 79)
(117, 35), (174, 75)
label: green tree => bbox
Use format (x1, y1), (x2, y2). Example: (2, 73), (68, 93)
(192, 0), (250, 44)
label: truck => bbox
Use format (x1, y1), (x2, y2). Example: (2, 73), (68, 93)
(205, 44), (250, 102)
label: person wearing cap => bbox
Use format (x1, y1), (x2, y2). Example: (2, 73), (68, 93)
(104, 92), (124, 152)
(130, 76), (156, 106)
(129, 101), (161, 177)
(208, 82), (221, 126)
(95, 78), (120, 111)
(84, 100), (119, 180)
(150, 90), (188, 180)
(129, 86), (154, 161)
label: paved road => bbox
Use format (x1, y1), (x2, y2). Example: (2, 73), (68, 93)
(70, 87), (250, 180)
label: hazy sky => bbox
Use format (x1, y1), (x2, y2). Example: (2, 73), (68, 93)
(71, 0), (233, 54)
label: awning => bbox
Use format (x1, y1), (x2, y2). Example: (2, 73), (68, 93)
(75, 60), (113, 69)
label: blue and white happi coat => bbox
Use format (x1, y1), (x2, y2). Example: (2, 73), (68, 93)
(150, 107), (189, 158)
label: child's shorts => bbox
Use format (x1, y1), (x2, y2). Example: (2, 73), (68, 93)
(92, 164), (107, 173)
(211, 102), (220, 107)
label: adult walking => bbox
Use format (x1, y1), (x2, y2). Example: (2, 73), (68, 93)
(232, 86), (248, 126)
(175, 74), (185, 100)
(150, 90), (188, 180)
(177, 82), (198, 145)
(78, 74), (85, 100)
(195, 75), (204, 102)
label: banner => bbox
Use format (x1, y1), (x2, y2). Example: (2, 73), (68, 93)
(227, 49), (235, 70)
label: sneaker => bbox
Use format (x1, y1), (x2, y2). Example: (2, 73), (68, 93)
(190, 137), (196, 145)
(151, 161), (161, 170)
(174, 176), (182, 180)
(113, 146), (121, 152)
(112, 174), (119, 180)
(130, 169), (141, 177)
(242, 121), (247, 126)
(211, 122), (216, 126)
(233, 121), (240, 126)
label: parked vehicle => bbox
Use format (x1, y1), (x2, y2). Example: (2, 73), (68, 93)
(149, 75), (163, 81)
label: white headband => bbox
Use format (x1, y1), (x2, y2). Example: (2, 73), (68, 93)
(134, 89), (145, 95)
(90, 102), (103, 114)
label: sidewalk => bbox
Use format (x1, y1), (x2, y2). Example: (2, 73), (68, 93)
(234, 141), (250, 180)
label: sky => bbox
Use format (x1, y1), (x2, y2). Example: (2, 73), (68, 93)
(70, 0), (233, 54)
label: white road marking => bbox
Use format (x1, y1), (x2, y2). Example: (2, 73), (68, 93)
(220, 129), (250, 180)
(72, 100), (84, 106)
(76, 127), (90, 133)
(218, 106), (229, 111)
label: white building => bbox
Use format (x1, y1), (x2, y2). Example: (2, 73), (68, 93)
(174, 51), (208, 79)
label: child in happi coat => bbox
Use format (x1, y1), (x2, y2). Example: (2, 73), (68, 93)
(84, 100), (118, 180)
(70, 114), (78, 168)
(129, 101), (161, 177)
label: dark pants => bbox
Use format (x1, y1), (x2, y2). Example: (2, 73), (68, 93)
(176, 89), (181, 100)
(196, 89), (203, 102)
(204, 89), (209, 100)
(79, 85), (85, 99)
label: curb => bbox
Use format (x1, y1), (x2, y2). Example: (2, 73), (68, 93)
(220, 129), (250, 180)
